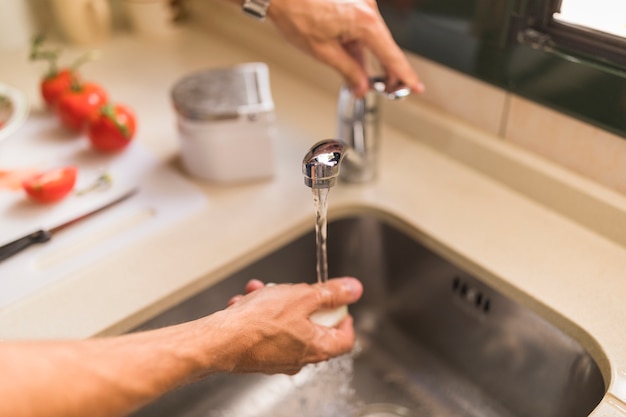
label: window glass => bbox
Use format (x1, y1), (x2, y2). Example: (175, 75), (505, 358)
(555, 0), (626, 39)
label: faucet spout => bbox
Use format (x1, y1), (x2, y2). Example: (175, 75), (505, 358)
(302, 139), (347, 189)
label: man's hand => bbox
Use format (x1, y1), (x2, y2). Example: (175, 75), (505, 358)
(215, 277), (363, 374)
(267, 0), (424, 97)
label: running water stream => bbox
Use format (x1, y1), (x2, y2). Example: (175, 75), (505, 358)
(313, 187), (329, 284)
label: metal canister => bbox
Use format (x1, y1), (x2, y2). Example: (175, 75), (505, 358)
(171, 62), (276, 183)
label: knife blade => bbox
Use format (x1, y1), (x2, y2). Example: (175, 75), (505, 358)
(0, 188), (137, 263)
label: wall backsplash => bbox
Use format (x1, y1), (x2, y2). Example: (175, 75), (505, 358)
(404, 53), (626, 197)
(504, 95), (626, 196)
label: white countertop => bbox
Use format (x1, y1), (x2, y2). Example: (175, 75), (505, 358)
(1, 8), (626, 415)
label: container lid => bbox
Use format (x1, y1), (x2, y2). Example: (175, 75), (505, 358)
(171, 62), (274, 121)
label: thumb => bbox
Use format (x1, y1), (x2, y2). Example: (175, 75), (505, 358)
(315, 277), (363, 309)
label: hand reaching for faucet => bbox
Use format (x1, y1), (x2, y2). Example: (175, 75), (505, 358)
(221, 277), (363, 374)
(248, 0), (424, 97)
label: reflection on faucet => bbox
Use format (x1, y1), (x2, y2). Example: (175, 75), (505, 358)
(303, 78), (410, 188)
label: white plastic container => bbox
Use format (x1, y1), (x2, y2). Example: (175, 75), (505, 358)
(171, 63), (276, 183)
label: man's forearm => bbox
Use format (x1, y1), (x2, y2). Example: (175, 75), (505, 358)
(0, 278), (361, 417)
(0, 318), (226, 417)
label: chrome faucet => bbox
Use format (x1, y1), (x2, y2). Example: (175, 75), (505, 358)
(303, 78), (410, 189)
(302, 139), (346, 189)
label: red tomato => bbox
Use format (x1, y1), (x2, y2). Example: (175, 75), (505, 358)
(22, 166), (78, 204)
(41, 69), (80, 108)
(57, 82), (108, 132)
(88, 103), (137, 153)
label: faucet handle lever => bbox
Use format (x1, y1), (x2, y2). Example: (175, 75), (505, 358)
(332, 77), (409, 185)
(370, 76), (411, 100)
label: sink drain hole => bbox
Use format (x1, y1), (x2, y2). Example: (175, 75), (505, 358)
(452, 276), (491, 314)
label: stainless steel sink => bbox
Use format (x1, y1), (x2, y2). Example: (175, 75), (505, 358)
(130, 214), (606, 417)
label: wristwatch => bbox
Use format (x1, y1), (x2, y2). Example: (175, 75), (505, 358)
(242, 0), (270, 20)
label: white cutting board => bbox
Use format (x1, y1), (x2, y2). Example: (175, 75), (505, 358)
(0, 111), (208, 309)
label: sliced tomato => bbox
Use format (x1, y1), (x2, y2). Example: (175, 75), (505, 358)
(57, 83), (108, 132)
(88, 103), (137, 153)
(0, 168), (40, 191)
(22, 166), (78, 204)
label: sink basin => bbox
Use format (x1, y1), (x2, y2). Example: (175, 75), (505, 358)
(130, 213), (606, 417)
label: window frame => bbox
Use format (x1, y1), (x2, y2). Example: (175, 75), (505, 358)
(521, 0), (626, 69)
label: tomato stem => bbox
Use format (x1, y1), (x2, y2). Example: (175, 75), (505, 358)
(102, 104), (132, 138)
(71, 50), (101, 71)
(29, 34), (62, 77)
(30, 34), (100, 80)
(75, 172), (113, 196)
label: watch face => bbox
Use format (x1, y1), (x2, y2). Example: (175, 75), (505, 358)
(243, 0), (269, 20)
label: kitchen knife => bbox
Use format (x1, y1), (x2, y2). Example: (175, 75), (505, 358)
(0, 188), (137, 263)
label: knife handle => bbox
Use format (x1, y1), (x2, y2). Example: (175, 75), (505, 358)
(0, 230), (52, 262)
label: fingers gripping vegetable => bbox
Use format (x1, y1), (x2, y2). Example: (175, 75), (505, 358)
(57, 83), (108, 132)
(88, 104), (136, 153)
(22, 166), (78, 204)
